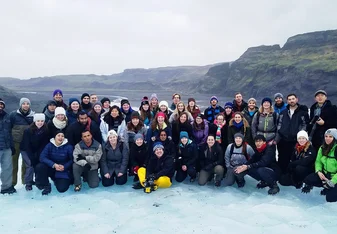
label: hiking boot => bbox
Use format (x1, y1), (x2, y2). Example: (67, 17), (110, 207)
(132, 182), (143, 190)
(214, 180), (221, 187)
(25, 185), (33, 191)
(320, 188), (328, 196)
(237, 179), (246, 188)
(268, 183), (280, 195)
(74, 184), (82, 192)
(301, 184), (313, 194)
(42, 184), (51, 196)
(1, 186), (17, 195)
(256, 181), (268, 189)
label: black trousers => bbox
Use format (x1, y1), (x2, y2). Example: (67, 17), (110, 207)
(248, 167), (277, 186)
(175, 166), (197, 182)
(101, 172), (127, 187)
(304, 172), (337, 203)
(277, 140), (296, 173)
(279, 165), (312, 186)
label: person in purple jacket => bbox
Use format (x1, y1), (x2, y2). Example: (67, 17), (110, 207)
(192, 114), (209, 147)
(35, 130), (73, 195)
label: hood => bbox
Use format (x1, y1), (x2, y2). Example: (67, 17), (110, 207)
(50, 138), (69, 147)
(179, 139), (193, 148)
(17, 109), (35, 117)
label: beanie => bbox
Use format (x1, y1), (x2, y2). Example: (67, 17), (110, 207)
(188, 98), (196, 103)
(159, 101), (169, 109)
(54, 129), (65, 138)
(141, 96), (149, 106)
(19, 97), (31, 107)
(69, 98), (80, 106)
(131, 111), (140, 120)
(33, 113), (45, 122)
(297, 130), (309, 141)
(247, 98), (257, 104)
(157, 112), (166, 118)
(153, 142), (164, 152)
(261, 97), (272, 106)
(180, 131), (189, 140)
(150, 93), (158, 101)
(121, 99), (130, 106)
(55, 107), (66, 116)
(93, 102), (102, 108)
(224, 102), (233, 109)
(101, 97), (110, 105)
(134, 133), (144, 142)
(53, 89), (63, 97)
(254, 134), (266, 142)
(274, 93), (284, 100)
(47, 100), (57, 106)
(0, 98), (5, 108)
(196, 113), (204, 119)
(234, 133), (244, 140)
(210, 96), (218, 103)
(314, 90), (327, 97)
(81, 93), (90, 100)
(107, 130), (118, 138)
(325, 128), (337, 140)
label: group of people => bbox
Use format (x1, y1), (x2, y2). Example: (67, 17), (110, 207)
(0, 89), (337, 202)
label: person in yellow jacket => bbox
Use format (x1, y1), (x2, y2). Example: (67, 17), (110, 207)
(302, 128), (337, 202)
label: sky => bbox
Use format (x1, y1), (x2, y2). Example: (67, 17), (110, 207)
(0, 0), (336, 79)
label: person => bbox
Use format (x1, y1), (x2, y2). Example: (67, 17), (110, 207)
(175, 131), (198, 182)
(129, 133), (148, 182)
(228, 112), (252, 146)
(233, 92), (248, 112)
(146, 112), (172, 152)
(223, 133), (255, 187)
(159, 100), (173, 119)
(204, 96), (224, 124)
(132, 142), (175, 192)
(235, 135), (281, 195)
(124, 111), (147, 147)
(139, 96), (152, 127)
(35, 131), (73, 195)
(47, 107), (68, 139)
(10, 97), (35, 186)
(169, 101), (193, 124)
(100, 130), (129, 187)
(275, 94), (309, 173)
(223, 102), (234, 123)
(149, 93), (160, 117)
(302, 128), (337, 202)
(66, 98), (81, 125)
(120, 99), (134, 123)
(100, 105), (126, 143)
(171, 112), (193, 145)
(308, 90), (337, 152)
(273, 93), (287, 114)
(209, 113), (229, 151)
(44, 100), (56, 123)
(73, 130), (102, 191)
(20, 113), (49, 191)
(66, 111), (102, 146)
(279, 130), (316, 189)
(156, 129), (176, 160)
(101, 97), (111, 113)
(170, 93), (181, 111)
(242, 98), (258, 126)
(187, 98), (201, 120)
(0, 98), (16, 194)
(198, 135), (224, 187)
(192, 114), (209, 147)
(90, 94), (98, 104)
(251, 98), (278, 145)
(88, 102), (103, 126)
(81, 93), (92, 113)
(42, 89), (67, 112)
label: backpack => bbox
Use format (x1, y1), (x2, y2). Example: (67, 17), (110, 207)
(255, 112), (278, 132)
(229, 143), (250, 160)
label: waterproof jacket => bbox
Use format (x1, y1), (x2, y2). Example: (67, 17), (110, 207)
(100, 141), (129, 176)
(66, 120), (102, 146)
(225, 143), (255, 169)
(315, 143), (337, 184)
(124, 125), (147, 145)
(289, 143), (316, 168)
(73, 139), (102, 170)
(172, 120), (193, 145)
(274, 102), (287, 114)
(176, 140), (198, 167)
(0, 111), (14, 149)
(10, 109), (35, 143)
(146, 153), (175, 179)
(233, 100), (248, 112)
(66, 110), (78, 125)
(246, 145), (278, 172)
(199, 142), (224, 172)
(204, 105), (225, 123)
(100, 118), (126, 143)
(192, 120), (209, 146)
(121, 107), (135, 123)
(242, 107), (258, 126)
(251, 111), (278, 142)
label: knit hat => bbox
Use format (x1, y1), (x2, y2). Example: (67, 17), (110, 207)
(121, 99), (130, 106)
(210, 96), (218, 103)
(261, 97), (272, 105)
(314, 90), (327, 97)
(224, 102), (233, 109)
(33, 113), (45, 122)
(234, 133), (244, 140)
(0, 98), (5, 108)
(134, 133), (144, 142)
(159, 101), (169, 109)
(157, 112), (166, 118)
(274, 93), (284, 100)
(188, 98), (196, 103)
(55, 107), (66, 116)
(131, 111), (140, 120)
(68, 98), (80, 106)
(141, 96), (149, 106)
(53, 89), (63, 97)
(107, 130), (118, 137)
(180, 131), (189, 140)
(325, 128), (337, 140)
(150, 93), (158, 101)
(81, 93), (90, 100)
(247, 98), (257, 104)
(254, 134), (266, 142)
(93, 102), (102, 108)
(196, 113), (204, 119)
(47, 100), (57, 106)
(54, 130), (65, 138)
(297, 130), (309, 140)
(100, 97), (110, 105)
(19, 97), (31, 107)
(153, 142), (164, 152)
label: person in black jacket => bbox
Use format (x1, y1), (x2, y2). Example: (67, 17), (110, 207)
(279, 130), (316, 188)
(209, 113), (229, 152)
(129, 133), (148, 182)
(308, 90), (337, 152)
(233, 92), (248, 112)
(235, 135), (281, 195)
(172, 112), (193, 145)
(175, 131), (198, 183)
(275, 94), (309, 173)
(155, 129), (176, 160)
(198, 135), (225, 187)
(20, 113), (50, 191)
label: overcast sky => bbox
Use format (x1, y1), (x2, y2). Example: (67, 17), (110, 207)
(0, 0), (336, 79)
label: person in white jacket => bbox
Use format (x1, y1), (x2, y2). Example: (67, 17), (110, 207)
(100, 105), (126, 143)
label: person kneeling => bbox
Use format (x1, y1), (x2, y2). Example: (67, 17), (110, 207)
(73, 130), (102, 191)
(35, 131), (73, 195)
(133, 142), (175, 193)
(235, 135), (281, 195)
(302, 129), (337, 202)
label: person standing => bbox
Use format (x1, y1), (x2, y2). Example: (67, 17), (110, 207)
(273, 93), (287, 114)
(233, 92), (248, 112)
(204, 96), (224, 124)
(120, 99), (135, 124)
(101, 97), (111, 113)
(170, 93), (181, 111)
(242, 98), (258, 126)
(44, 100), (57, 123)
(81, 93), (92, 113)
(42, 89), (67, 112)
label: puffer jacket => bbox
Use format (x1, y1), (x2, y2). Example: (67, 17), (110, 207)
(0, 111), (14, 149)
(10, 109), (35, 143)
(73, 139), (102, 170)
(100, 141), (129, 176)
(251, 111), (278, 142)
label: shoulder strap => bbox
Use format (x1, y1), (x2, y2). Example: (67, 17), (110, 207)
(230, 143), (249, 160)
(273, 112), (277, 126)
(229, 143), (235, 156)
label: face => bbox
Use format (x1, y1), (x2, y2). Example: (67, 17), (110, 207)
(55, 133), (65, 144)
(157, 116), (164, 124)
(135, 138), (143, 146)
(21, 102), (30, 111)
(103, 101), (110, 109)
(108, 135), (118, 144)
(262, 101), (271, 110)
(122, 103), (130, 111)
(159, 131), (167, 141)
(235, 137), (243, 146)
(90, 95), (98, 103)
(235, 94), (243, 103)
(155, 148), (164, 158)
(160, 105), (167, 112)
(211, 99), (217, 106)
(71, 102), (80, 111)
(177, 103), (184, 112)
(151, 98), (158, 106)
(94, 105), (102, 114)
(54, 93), (62, 102)
(188, 101), (195, 107)
(111, 108), (119, 118)
(179, 114), (187, 123)
(35, 120), (44, 128)
(216, 115), (224, 124)
(82, 96), (90, 104)
(275, 97), (283, 105)
(142, 104), (149, 111)
(132, 118), (139, 126)
(0, 102), (4, 111)
(325, 134), (334, 145)
(315, 94), (327, 104)
(195, 116), (203, 124)
(234, 114), (242, 123)
(48, 104), (56, 112)
(248, 101), (256, 109)
(173, 95), (180, 104)
(255, 139), (265, 148)
(225, 108), (232, 115)
(181, 137), (188, 145)
(297, 136), (308, 146)
(78, 114), (88, 125)
(82, 131), (92, 144)
(207, 136), (215, 147)
(56, 114), (65, 121)
(287, 95), (298, 107)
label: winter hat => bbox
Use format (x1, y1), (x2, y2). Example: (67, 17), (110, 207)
(210, 96), (218, 103)
(234, 133), (244, 140)
(159, 101), (169, 109)
(297, 130), (309, 140)
(274, 93), (284, 100)
(196, 113), (204, 119)
(47, 100), (57, 106)
(153, 142), (164, 152)
(247, 98), (257, 104)
(19, 97), (31, 107)
(100, 97), (110, 105)
(81, 93), (90, 100)
(314, 90), (327, 97)
(121, 99), (130, 106)
(261, 97), (272, 105)
(55, 107), (66, 116)
(68, 97), (80, 106)
(157, 112), (166, 118)
(141, 96), (149, 106)
(224, 102), (233, 109)
(53, 89), (63, 97)
(188, 98), (196, 103)
(0, 98), (5, 108)
(150, 93), (158, 101)
(54, 130), (65, 138)
(180, 131), (189, 140)
(107, 130), (118, 138)
(325, 128), (337, 140)
(134, 133), (144, 142)
(93, 102), (102, 108)
(131, 111), (140, 120)
(33, 113), (45, 122)
(254, 134), (266, 142)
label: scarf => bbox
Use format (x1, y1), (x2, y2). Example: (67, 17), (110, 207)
(256, 143), (267, 153)
(233, 121), (243, 129)
(215, 122), (225, 143)
(52, 117), (67, 130)
(81, 102), (92, 111)
(295, 142), (309, 154)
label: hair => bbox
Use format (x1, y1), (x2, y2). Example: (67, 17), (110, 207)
(139, 106), (152, 123)
(90, 94), (97, 97)
(81, 129), (92, 136)
(192, 117), (205, 130)
(172, 93), (181, 99)
(29, 122), (49, 134)
(67, 102), (82, 112)
(103, 105), (124, 124)
(127, 118), (144, 132)
(216, 113), (225, 120)
(172, 101), (191, 122)
(235, 92), (242, 97)
(88, 105), (101, 123)
(259, 105), (275, 114)
(187, 101), (199, 116)
(287, 93), (297, 99)
(151, 112), (170, 131)
(322, 140), (336, 156)
(77, 111), (88, 119)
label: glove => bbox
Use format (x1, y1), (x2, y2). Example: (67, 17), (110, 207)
(76, 154), (86, 161)
(146, 174), (156, 182)
(11, 147), (16, 156)
(323, 180), (335, 189)
(83, 163), (91, 172)
(133, 166), (140, 175)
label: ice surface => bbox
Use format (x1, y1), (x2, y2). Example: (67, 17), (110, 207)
(1, 163), (337, 234)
